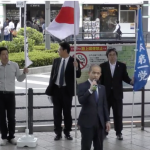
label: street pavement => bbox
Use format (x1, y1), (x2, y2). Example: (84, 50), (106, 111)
(15, 72), (150, 126)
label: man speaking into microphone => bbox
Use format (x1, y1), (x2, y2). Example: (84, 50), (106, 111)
(77, 64), (110, 150)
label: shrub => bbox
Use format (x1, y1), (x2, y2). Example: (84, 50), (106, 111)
(33, 46), (45, 50)
(9, 51), (59, 69)
(34, 43), (59, 51)
(33, 43), (59, 52)
(17, 27), (43, 45)
(0, 36), (35, 53)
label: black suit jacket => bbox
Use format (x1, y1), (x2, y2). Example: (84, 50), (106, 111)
(77, 81), (109, 129)
(100, 61), (131, 100)
(45, 56), (81, 96)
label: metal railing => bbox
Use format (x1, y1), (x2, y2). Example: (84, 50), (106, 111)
(15, 87), (150, 134)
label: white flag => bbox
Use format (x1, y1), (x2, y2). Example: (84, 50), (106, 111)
(46, 1), (80, 40)
(25, 37), (33, 68)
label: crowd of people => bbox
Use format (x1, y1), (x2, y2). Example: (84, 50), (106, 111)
(0, 18), (20, 41)
(0, 17), (45, 42)
(0, 41), (134, 150)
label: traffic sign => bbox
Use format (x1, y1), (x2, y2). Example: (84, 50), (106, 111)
(16, 1), (24, 7)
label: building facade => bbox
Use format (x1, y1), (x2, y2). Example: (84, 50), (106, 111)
(0, 0), (149, 41)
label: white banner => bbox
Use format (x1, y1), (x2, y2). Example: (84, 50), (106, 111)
(25, 38), (33, 68)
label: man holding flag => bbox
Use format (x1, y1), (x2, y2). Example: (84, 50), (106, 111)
(45, 1), (81, 141)
(0, 47), (29, 146)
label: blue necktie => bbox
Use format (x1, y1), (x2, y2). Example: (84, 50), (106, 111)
(94, 89), (98, 103)
(59, 59), (65, 86)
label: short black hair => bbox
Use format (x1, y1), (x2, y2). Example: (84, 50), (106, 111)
(59, 41), (70, 54)
(0, 47), (9, 54)
(106, 47), (118, 57)
(116, 20), (119, 24)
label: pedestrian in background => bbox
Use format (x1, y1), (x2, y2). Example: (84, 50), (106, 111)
(4, 23), (10, 41)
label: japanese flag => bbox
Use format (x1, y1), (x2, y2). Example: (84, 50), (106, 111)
(46, 1), (80, 40)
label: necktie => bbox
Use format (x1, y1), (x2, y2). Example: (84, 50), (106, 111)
(94, 89), (98, 103)
(59, 59), (65, 87)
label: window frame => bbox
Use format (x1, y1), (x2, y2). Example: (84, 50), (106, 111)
(120, 10), (135, 23)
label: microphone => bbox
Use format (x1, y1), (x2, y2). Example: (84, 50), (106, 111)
(92, 79), (98, 91)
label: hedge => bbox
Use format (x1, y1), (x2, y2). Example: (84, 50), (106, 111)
(17, 27), (43, 45)
(0, 36), (35, 53)
(33, 43), (59, 52)
(9, 51), (59, 69)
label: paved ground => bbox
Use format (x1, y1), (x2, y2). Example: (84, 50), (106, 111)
(1, 128), (150, 150)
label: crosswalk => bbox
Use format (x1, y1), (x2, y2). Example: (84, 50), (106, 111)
(15, 73), (50, 91)
(15, 72), (150, 92)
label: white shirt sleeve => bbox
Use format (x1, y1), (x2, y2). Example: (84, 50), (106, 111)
(113, 24), (119, 33)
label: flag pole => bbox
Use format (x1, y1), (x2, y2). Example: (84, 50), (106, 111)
(24, 0), (29, 134)
(74, 1), (77, 138)
(131, 5), (139, 143)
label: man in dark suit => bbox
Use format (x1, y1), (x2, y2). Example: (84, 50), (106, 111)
(45, 41), (81, 141)
(100, 48), (134, 140)
(78, 64), (110, 150)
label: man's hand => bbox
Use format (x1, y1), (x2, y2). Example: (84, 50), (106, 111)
(130, 77), (134, 85)
(90, 80), (97, 91)
(73, 61), (78, 69)
(23, 68), (29, 74)
(106, 122), (111, 132)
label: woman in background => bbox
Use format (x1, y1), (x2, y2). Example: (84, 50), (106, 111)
(4, 22), (10, 41)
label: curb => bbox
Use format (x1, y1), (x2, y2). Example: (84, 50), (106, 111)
(15, 121), (150, 133)
(20, 65), (52, 74)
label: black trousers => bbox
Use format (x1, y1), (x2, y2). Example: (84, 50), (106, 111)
(80, 118), (103, 150)
(116, 33), (121, 40)
(0, 92), (16, 140)
(108, 90), (123, 135)
(52, 84), (72, 135)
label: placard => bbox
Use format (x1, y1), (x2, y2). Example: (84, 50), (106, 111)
(70, 44), (135, 87)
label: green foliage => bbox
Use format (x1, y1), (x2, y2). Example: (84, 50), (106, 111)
(9, 51), (59, 69)
(0, 36), (35, 53)
(17, 27), (43, 45)
(33, 43), (59, 52)
(33, 46), (45, 50)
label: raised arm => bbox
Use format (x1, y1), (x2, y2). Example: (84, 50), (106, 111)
(77, 85), (91, 105)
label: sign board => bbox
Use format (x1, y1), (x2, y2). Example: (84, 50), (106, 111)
(70, 44), (135, 87)
(16, 1), (24, 7)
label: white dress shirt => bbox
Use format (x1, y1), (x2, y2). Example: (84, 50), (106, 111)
(9, 21), (15, 30)
(113, 24), (119, 33)
(109, 62), (116, 77)
(55, 56), (70, 86)
(0, 61), (26, 91)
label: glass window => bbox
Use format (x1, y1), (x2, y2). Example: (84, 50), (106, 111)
(120, 11), (135, 23)
(82, 5), (100, 39)
(99, 5), (118, 38)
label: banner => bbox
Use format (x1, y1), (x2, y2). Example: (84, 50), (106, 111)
(133, 9), (150, 91)
(70, 44), (135, 86)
